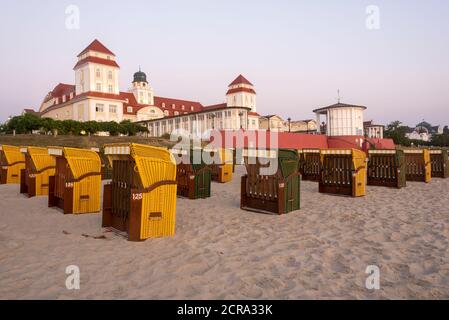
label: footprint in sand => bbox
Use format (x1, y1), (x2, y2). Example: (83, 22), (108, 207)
(284, 256), (301, 268)
(4, 240), (24, 250)
(255, 277), (284, 291)
(239, 282), (263, 299)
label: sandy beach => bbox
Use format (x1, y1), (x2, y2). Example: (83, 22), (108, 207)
(0, 166), (448, 299)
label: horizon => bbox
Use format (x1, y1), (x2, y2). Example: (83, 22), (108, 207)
(0, 0), (448, 127)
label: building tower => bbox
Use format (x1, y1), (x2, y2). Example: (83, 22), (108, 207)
(226, 74), (256, 112)
(74, 39), (120, 95)
(130, 68), (154, 105)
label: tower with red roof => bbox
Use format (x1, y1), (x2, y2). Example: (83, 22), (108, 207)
(74, 39), (120, 96)
(226, 74), (257, 112)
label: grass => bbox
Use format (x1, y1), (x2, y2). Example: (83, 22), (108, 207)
(0, 134), (176, 150)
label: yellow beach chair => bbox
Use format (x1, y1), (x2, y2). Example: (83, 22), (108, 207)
(102, 143), (177, 241)
(48, 147), (102, 214)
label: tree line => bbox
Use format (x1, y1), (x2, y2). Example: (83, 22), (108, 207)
(0, 114), (148, 136)
(384, 121), (449, 147)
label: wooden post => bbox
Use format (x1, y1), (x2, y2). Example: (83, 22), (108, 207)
(128, 189), (143, 241)
(102, 184), (112, 227)
(28, 175), (36, 198)
(48, 176), (56, 207)
(240, 175), (247, 209)
(188, 174), (195, 199)
(20, 169), (28, 194)
(277, 182), (286, 215)
(63, 184), (74, 214)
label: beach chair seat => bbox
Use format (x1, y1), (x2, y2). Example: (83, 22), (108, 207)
(0, 145), (25, 184)
(20, 147), (56, 197)
(404, 149), (431, 182)
(48, 147), (101, 214)
(241, 148), (301, 215)
(204, 147), (233, 183)
(299, 148), (322, 182)
(429, 149), (449, 178)
(367, 149), (406, 188)
(171, 148), (212, 199)
(319, 149), (367, 197)
(102, 143), (177, 241)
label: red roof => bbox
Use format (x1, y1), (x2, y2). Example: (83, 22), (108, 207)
(120, 92), (149, 114)
(153, 96), (204, 116)
(77, 39), (115, 57)
(228, 74), (253, 86)
(209, 131), (395, 151)
(43, 83), (76, 103)
(327, 136), (395, 151)
(76, 91), (126, 101)
(226, 87), (256, 95)
(203, 103), (227, 111)
(73, 56), (120, 69)
(210, 130), (329, 149)
(248, 112), (260, 116)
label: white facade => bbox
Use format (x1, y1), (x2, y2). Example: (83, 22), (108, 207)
(314, 103), (366, 136)
(145, 107), (252, 138)
(130, 81), (154, 105)
(39, 40), (261, 136)
(226, 83), (256, 112)
(365, 125), (384, 139)
(74, 60), (119, 95)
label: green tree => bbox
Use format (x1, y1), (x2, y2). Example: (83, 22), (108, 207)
(59, 120), (83, 135)
(82, 121), (100, 135)
(4, 114), (41, 134)
(430, 133), (449, 147)
(39, 117), (57, 134)
(100, 121), (122, 136)
(384, 121), (412, 146)
(119, 120), (148, 136)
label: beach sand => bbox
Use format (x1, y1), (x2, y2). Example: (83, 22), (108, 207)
(0, 166), (448, 299)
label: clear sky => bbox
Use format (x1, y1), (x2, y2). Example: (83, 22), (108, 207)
(0, 0), (448, 126)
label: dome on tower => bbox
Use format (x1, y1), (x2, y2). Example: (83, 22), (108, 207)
(133, 68), (147, 83)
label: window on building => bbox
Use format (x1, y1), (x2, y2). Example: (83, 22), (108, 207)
(108, 85), (113, 93)
(108, 71), (113, 80)
(127, 106), (133, 113)
(191, 106), (194, 111)
(164, 110), (169, 116)
(162, 103), (165, 108)
(148, 93), (152, 101)
(174, 111), (179, 115)
(96, 83), (102, 92)
(109, 105), (117, 113)
(182, 105), (185, 110)
(172, 104), (175, 109)
(96, 104), (104, 112)
(96, 69), (101, 78)
(150, 109), (155, 113)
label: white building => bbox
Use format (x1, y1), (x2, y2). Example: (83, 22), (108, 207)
(139, 74), (260, 138)
(364, 120), (384, 139)
(39, 39), (260, 135)
(258, 115), (317, 133)
(313, 102), (366, 136)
